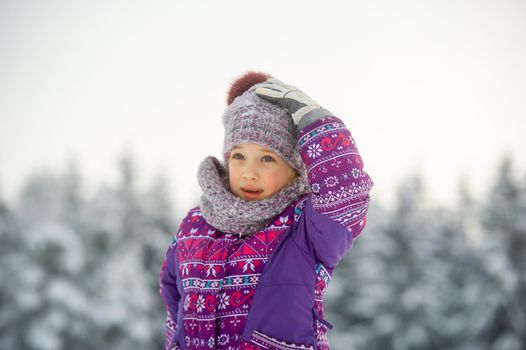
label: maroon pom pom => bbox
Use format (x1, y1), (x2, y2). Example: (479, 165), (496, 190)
(226, 71), (271, 105)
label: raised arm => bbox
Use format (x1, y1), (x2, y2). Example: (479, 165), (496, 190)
(255, 78), (373, 233)
(297, 115), (373, 238)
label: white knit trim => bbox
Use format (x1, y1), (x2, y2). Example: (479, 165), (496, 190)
(251, 330), (314, 350)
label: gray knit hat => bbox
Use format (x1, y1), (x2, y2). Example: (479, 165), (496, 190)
(221, 72), (305, 175)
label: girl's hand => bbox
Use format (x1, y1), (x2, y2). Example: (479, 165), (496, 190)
(255, 78), (331, 127)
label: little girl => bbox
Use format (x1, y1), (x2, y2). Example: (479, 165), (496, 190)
(159, 72), (374, 350)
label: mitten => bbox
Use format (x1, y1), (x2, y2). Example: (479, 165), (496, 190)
(255, 78), (332, 130)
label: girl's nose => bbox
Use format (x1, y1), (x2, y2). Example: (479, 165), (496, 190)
(242, 167), (259, 181)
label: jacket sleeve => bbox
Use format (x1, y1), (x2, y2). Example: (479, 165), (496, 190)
(297, 115), (374, 266)
(159, 239), (181, 350)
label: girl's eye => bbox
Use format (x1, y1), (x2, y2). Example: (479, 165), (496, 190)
(232, 153), (244, 160)
(262, 155), (275, 162)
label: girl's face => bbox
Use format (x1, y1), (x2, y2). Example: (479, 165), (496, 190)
(228, 143), (297, 201)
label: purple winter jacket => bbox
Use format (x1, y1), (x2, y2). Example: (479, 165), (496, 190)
(160, 116), (374, 350)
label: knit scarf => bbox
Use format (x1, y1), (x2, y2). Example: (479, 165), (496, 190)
(197, 156), (310, 237)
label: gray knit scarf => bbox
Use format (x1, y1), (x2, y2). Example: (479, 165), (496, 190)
(197, 156), (310, 237)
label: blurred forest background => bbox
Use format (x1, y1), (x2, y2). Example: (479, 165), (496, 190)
(0, 152), (524, 350)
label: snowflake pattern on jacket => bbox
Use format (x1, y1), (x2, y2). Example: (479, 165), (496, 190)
(159, 116), (374, 350)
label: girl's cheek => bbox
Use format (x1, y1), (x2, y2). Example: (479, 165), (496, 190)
(266, 171), (287, 189)
(228, 166), (239, 184)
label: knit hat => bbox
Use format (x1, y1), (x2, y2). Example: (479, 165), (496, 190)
(221, 71), (305, 175)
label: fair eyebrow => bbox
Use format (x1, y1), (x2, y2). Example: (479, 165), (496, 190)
(232, 146), (275, 154)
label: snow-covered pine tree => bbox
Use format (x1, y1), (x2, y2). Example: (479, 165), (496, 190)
(139, 172), (178, 349)
(338, 174), (447, 350)
(472, 156), (526, 350)
(12, 165), (92, 350)
(413, 178), (485, 350)
(325, 196), (386, 349)
(0, 187), (27, 349)
(82, 151), (177, 349)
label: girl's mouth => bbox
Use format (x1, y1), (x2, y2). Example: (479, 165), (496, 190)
(241, 187), (263, 198)
(242, 188), (263, 194)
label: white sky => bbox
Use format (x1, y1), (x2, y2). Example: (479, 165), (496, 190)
(1, 0), (525, 212)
